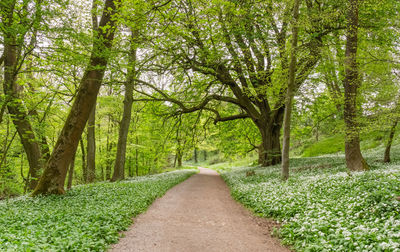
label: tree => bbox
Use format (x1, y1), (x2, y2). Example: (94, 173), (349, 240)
(32, 0), (121, 195)
(384, 120), (398, 163)
(282, 0), (300, 180)
(111, 30), (137, 181)
(1, 0), (45, 189)
(343, 0), (369, 171)
(136, 0), (342, 166)
(86, 0), (100, 184)
(86, 103), (97, 182)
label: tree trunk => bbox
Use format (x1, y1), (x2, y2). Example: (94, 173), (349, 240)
(128, 156), (132, 177)
(111, 30), (137, 182)
(3, 22), (43, 190)
(80, 138), (87, 182)
(384, 120), (398, 163)
(67, 152), (75, 190)
(105, 115), (112, 180)
(86, 101), (96, 183)
(194, 147), (198, 163)
(0, 117), (17, 173)
(281, 0), (300, 181)
(106, 141), (113, 180)
(343, 0), (368, 172)
(257, 114), (283, 167)
(177, 151), (183, 167)
(203, 150), (207, 161)
(135, 136), (139, 176)
(32, 0), (121, 195)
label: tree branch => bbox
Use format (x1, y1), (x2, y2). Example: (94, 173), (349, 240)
(214, 113), (250, 124)
(0, 53), (4, 67)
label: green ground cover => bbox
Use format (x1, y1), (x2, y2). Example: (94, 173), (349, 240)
(219, 148), (400, 251)
(0, 170), (196, 251)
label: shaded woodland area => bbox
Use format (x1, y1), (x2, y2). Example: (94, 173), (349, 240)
(0, 0), (399, 195)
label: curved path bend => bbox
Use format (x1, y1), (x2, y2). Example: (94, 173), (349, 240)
(111, 167), (289, 252)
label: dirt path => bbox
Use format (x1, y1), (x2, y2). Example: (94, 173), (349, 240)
(110, 167), (289, 252)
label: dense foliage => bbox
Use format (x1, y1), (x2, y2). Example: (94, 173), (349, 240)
(0, 170), (195, 251)
(220, 147), (400, 251)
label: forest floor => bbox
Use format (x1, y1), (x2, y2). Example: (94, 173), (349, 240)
(110, 167), (289, 252)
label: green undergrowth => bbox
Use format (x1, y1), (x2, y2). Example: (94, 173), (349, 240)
(220, 149), (400, 251)
(0, 169), (196, 251)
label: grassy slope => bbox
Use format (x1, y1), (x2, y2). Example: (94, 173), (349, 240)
(0, 170), (196, 251)
(214, 146), (400, 251)
(299, 131), (387, 158)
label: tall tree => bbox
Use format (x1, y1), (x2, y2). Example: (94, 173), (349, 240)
(136, 0), (341, 166)
(32, 0), (121, 195)
(86, 0), (100, 183)
(343, 0), (368, 171)
(111, 30), (137, 181)
(282, 0), (301, 180)
(2, 0), (44, 189)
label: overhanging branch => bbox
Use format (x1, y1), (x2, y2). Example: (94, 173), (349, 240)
(133, 78), (251, 124)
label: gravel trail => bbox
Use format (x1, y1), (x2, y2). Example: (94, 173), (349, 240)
(110, 167), (289, 252)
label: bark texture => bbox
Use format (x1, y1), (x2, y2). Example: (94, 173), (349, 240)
(257, 110), (284, 166)
(343, 0), (368, 171)
(67, 152), (75, 190)
(111, 30), (137, 182)
(32, 0), (121, 195)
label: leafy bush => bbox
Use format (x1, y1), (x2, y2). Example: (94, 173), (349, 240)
(0, 170), (196, 251)
(221, 156), (400, 251)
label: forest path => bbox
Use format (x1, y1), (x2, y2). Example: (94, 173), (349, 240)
(110, 167), (289, 252)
